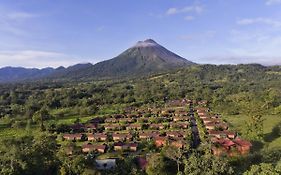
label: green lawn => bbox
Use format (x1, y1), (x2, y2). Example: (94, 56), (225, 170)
(223, 114), (281, 151)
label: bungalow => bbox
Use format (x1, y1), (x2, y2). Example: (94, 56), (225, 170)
(205, 122), (228, 130)
(126, 114), (137, 118)
(198, 100), (208, 105)
(127, 143), (138, 151)
(202, 118), (222, 125)
(88, 133), (107, 141)
(173, 116), (189, 122)
(112, 133), (132, 141)
(208, 130), (236, 139)
(154, 136), (167, 147)
(137, 118), (148, 123)
(113, 114), (125, 119)
(126, 124), (142, 130)
(105, 118), (118, 123)
(233, 138), (252, 155)
(63, 133), (83, 141)
(170, 122), (189, 129)
(104, 124), (123, 131)
(139, 132), (160, 140)
(113, 142), (138, 152)
(82, 144), (106, 153)
(212, 138), (236, 151)
(170, 139), (185, 149)
(119, 118), (135, 123)
(166, 131), (184, 138)
(149, 123), (165, 130)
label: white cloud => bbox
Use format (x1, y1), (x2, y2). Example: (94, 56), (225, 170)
(196, 56), (281, 66)
(265, 0), (281, 5)
(237, 18), (281, 27)
(166, 5), (203, 15)
(0, 50), (82, 68)
(0, 7), (38, 35)
(224, 29), (281, 65)
(184, 16), (195, 21)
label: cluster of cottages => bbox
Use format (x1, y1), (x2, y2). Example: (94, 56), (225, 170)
(195, 107), (252, 156)
(60, 99), (252, 169)
(62, 99), (193, 158)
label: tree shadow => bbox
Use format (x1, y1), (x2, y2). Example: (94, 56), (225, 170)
(263, 121), (281, 142)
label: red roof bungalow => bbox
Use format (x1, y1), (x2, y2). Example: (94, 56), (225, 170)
(166, 131), (184, 138)
(198, 100), (208, 105)
(149, 123), (165, 130)
(139, 132), (160, 140)
(170, 139), (185, 149)
(154, 136), (167, 147)
(113, 114), (125, 119)
(113, 142), (138, 152)
(119, 118), (135, 123)
(105, 118), (118, 123)
(202, 118), (222, 125)
(170, 122), (189, 129)
(208, 130), (236, 139)
(137, 118), (148, 123)
(82, 144), (106, 153)
(88, 133), (107, 141)
(211, 138), (236, 156)
(126, 124), (142, 130)
(233, 138), (252, 155)
(205, 122), (228, 130)
(112, 133), (133, 141)
(63, 133), (83, 141)
(104, 124), (123, 131)
(173, 116), (189, 122)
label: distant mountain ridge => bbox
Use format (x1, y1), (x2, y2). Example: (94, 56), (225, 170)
(0, 67), (57, 83)
(0, 39), (195, 83)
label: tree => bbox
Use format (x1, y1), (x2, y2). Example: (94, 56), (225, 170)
(243, 163), (281, 175)
(163, 146), (184, 174)
(32, 106), (51, 130)
(146, 154), (168, 175)
(184, 151), (234, 175)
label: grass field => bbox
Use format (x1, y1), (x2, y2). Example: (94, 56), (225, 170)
(223, 114), (281, 151)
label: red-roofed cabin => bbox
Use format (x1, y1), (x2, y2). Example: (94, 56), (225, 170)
(63, 134), (83, 141)
(82, 144), (106, 153)
(113, 142), (138, 152)
(233, 138), (252, 155)
(112, 133), (132, 141)
(139, 132), (160, 140)
(88, 133), (107, 141)
(154, 136), (167, 147)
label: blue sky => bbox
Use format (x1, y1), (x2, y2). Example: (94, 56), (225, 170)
(0, 0), (281, 68)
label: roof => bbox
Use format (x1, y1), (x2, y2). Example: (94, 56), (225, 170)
(233, 138), (252, 147)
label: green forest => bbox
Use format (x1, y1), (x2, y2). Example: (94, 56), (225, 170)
(0, 64), (281, 175)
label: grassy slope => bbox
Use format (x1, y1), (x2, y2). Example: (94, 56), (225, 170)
(223, 114), (281, 151)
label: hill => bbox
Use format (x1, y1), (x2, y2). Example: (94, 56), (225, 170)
(0, 39), (195, 83)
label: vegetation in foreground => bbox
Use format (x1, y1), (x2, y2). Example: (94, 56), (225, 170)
(0, 64), (280, 174)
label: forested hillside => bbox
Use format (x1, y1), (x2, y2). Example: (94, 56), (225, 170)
(0, 64), (280, 175)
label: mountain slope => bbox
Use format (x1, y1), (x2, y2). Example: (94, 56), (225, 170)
(90, 39), (194, 77)
(52, 39), (195, 79)
(0, 39), (195, 82)
(0, 67), (55, 83)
